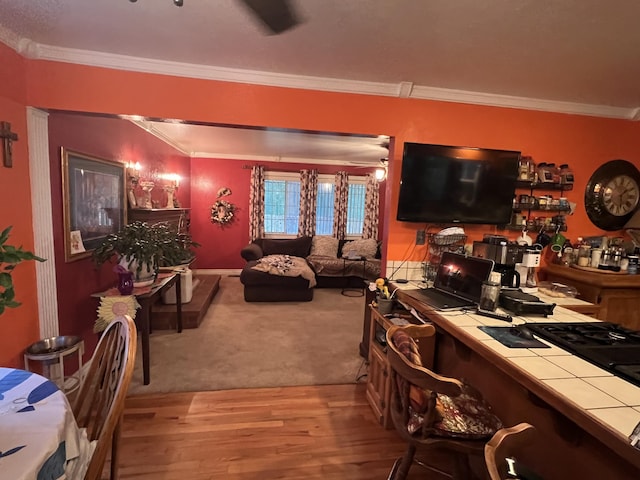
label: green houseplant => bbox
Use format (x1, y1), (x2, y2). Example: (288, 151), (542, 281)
(0, 226), (46, 315)
(92, 221), (198, 285)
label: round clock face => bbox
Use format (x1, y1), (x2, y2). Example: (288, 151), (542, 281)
(602, 174), (639, 216)
(585, 160), (640, 230)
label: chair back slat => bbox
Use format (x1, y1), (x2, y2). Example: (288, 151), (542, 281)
(485, 423), (537, 480)
(72, 315), (137, 480)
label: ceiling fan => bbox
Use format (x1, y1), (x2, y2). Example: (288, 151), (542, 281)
(129, 0), (300, 35)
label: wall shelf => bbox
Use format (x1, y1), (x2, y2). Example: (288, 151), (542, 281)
(515, 180), (574, 191)
(128, 208), (190, 233)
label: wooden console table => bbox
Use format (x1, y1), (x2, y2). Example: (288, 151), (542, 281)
(540, 263), (640, 330)
(93, 272), (182, 385)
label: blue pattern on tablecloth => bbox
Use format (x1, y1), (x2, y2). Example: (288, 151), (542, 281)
(37, 441), (66, 480)
(0, 445), (26, 457)
(0, 369), (32, 400)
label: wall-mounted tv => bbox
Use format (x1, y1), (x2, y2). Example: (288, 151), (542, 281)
(397, 142), (520, 225)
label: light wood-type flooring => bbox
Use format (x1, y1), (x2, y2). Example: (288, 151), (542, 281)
(112, 383), (460, 479)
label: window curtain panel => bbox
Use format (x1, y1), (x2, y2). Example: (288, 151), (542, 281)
(249, 165), (265, 241)
(333, 171), (349, 240)
(362, 173), (380, 239)
(298, 169), (318, 237)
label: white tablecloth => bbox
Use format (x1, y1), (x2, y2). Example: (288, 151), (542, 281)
(0, 367), (94, 480)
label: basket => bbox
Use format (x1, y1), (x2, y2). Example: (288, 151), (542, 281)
(427, 233), (467, 246)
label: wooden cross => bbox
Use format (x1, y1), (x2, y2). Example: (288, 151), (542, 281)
(1, 121), (18, 168)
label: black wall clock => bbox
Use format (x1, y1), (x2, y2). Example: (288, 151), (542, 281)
(585, 159), (640, 230)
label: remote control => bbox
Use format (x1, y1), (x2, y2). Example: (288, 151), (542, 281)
(475, 308), (512, 323)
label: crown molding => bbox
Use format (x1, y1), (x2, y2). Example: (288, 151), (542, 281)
(1, 30), (637, 121)
(129, 119), (191, 155)
(410, 85), (634, 120)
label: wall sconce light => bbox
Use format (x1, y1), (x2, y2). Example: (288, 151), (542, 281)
(375, 158), (388, 182)
(168, 173), (181, 188)
(126, 161), (141, 186)
(160, 172), (181, 188)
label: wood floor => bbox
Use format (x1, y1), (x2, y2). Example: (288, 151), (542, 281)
(111, 383), (458, 479)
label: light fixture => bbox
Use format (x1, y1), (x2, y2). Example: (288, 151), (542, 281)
(375, 157), (388, 182)
(126, 161), (141, 185)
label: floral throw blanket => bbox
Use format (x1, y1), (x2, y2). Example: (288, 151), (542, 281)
(252, 255), (317, 288)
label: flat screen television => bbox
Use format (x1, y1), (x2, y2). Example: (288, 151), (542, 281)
(396, 142), (520, 224)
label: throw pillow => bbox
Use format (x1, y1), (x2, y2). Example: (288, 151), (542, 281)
(262, 236), (312, 257)
(341, 238), (378, 259)
(310, 236), (339, 257)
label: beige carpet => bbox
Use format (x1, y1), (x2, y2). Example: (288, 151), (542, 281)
(127, 275), (367, 395)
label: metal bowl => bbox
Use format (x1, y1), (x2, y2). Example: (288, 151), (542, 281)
(26, 335), (82, 356)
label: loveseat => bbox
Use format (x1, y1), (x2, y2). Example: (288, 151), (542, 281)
(239, 235), (381, 302)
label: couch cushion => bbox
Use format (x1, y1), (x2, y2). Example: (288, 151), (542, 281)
(240, 243), (264, 261)
(262, 236), (312, 257)
(341, 238), (378, 259)
(310, 236), (340, 257)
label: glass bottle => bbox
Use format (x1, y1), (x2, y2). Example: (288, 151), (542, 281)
(479, 272), (502, 311)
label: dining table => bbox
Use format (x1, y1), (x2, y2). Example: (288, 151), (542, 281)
(0, 367), (94, 480)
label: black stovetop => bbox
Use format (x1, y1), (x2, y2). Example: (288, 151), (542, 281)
(525, 322), (640, 387)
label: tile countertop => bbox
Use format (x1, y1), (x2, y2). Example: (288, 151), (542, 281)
(393, 282), (640, 443)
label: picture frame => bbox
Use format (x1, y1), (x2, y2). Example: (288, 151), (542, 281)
(62, 148), (127, 262)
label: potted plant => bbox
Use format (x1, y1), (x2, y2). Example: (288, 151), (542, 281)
(0, 226), (46, 315)
(93, 221), (198, 286)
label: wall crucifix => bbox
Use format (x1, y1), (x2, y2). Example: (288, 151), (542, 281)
(1, 121), (18, 168)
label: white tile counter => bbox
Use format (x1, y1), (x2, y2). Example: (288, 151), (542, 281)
(393, 283), (640, 477)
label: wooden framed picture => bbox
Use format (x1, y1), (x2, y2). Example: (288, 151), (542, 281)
(61, 148), (127, 262)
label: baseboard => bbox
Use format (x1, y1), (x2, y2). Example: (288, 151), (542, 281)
(194, 268), (241, 276)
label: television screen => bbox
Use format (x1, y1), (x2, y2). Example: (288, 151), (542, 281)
(396, 142), (520, 224)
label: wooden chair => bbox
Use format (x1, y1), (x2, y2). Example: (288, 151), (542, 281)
(485, 423), (537, 480)
(385, 324), (503, 480)
(72, 315), (137, 480)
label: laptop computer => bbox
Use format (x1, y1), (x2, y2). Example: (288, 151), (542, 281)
(409, 252), (495, 310)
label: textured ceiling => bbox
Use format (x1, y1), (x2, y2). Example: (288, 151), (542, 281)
(2, 0), (639, 161)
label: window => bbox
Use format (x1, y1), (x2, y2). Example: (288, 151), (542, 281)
(264, 172), (367, 237)
(264, 173), (300, 235)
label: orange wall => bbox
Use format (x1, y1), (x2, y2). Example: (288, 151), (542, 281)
(23, 59), (640, 263)
(2, 49), (640, 366)
(0, 44), (40, 367)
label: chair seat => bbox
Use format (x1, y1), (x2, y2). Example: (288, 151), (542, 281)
(407, 388), (503, 439)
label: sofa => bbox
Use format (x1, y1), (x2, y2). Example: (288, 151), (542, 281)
(240, 235), (381, 302)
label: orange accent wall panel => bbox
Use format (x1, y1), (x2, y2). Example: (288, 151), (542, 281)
(18, 58), (640, 263)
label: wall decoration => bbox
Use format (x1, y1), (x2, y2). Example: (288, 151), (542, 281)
(62, 148), (126, 262)
(1, 121), (18, 168)
(211, 187), (235, 226)
(585, 159), (640, 230)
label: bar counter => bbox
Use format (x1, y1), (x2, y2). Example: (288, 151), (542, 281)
(393, 283), (640, 479)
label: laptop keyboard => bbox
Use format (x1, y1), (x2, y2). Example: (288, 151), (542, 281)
(411, 288), (472, 309)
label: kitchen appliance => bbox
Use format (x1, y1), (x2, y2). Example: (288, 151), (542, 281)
(519, 247), (542, 289)
(493, 264), (521, 288)
(498, 290), (556, 316)
(525, 322), (640, 387)
(473, 237), (526, 288)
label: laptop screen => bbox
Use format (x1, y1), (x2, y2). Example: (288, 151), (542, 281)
(434, 252), (494, 303)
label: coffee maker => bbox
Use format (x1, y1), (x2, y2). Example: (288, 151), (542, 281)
(472, 235), (525, 288)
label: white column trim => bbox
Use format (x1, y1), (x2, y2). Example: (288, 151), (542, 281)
(27, 107), (59, 338)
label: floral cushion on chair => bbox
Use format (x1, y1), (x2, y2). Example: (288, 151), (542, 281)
(391, 330), (503, 440)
